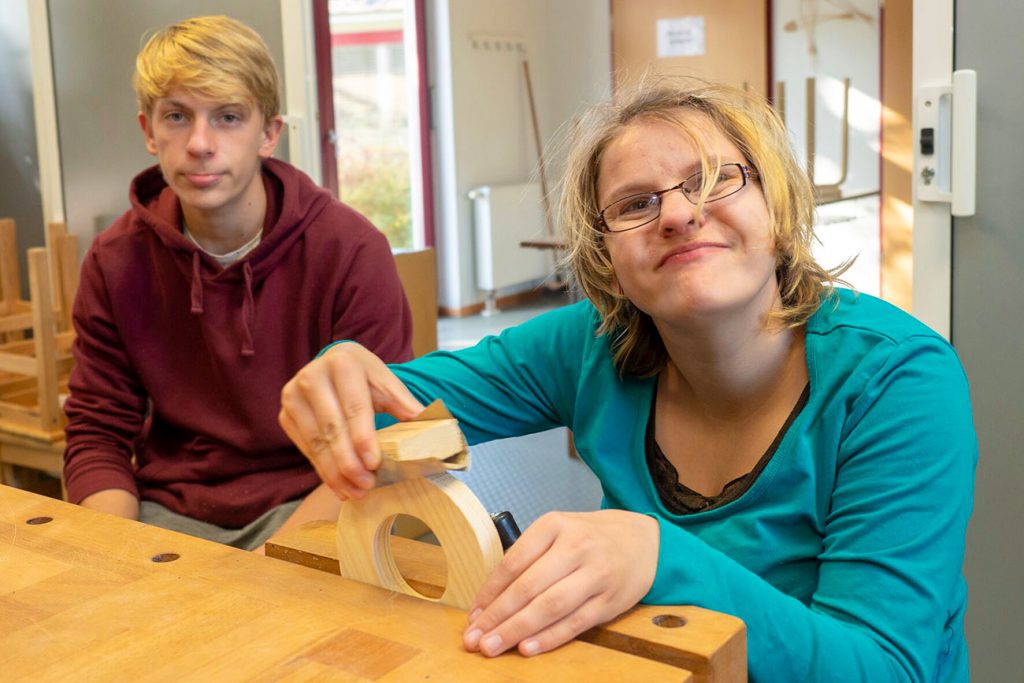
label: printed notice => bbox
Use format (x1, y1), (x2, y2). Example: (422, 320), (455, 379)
(656, 16), (706, 58)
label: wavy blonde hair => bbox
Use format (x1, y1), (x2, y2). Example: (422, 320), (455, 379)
(133, 15), (280, 125)
(560, 80), (845, 377)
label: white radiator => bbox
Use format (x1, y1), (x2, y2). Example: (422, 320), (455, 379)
(468, 183), (552, 307)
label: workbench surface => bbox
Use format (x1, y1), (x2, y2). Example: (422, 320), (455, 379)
(0, 485), (745, 681)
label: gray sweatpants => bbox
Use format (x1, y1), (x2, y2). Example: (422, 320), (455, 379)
(139, 498), (302, 551)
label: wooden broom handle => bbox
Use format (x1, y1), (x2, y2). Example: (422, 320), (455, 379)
(523, 60), (554, 237)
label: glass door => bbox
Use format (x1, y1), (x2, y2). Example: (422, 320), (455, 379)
(772, 1), (883, 299)
(314, 0), (432, 250)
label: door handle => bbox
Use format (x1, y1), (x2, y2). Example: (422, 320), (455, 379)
(916, 69), (977, 217)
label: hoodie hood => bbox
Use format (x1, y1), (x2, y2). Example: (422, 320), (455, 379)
(128, 158), (335, 356)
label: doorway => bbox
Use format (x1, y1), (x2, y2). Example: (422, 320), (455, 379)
(313, 0), (433, 250)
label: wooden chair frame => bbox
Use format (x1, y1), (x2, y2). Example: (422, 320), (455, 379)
(0, 246), (76, 442)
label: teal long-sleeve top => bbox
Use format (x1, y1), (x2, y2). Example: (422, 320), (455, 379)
(369, 289), (976, 682)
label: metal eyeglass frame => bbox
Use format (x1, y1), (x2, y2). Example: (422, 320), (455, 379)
(598, 163), (759, 233)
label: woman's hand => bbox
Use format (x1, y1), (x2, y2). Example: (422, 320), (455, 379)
(463, 509), (660, 657)
(279, 342), (423, 499)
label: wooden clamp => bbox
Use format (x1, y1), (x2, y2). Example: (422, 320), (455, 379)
(335, 401), (504, 610)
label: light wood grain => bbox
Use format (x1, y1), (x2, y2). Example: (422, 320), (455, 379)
(26, 249), (59, 435)
(880, 0), (913, 311)
(45, 223), (65, 326)
(336, 473), (503, 610)
(0, 433), (63, 475)
(268, 519), (447, 598)
(0, 247), (72, 444)
(0, 311), (33, 335)
(1, 485), (700, 681)
(56, 232), (79, 333)
(377, 417), (465, 461)
(272, 517), (747, 681)
(393, 248), (439, 358)
(0, 353), (37, 376)
(0, 218), (19, 317)
(579, 606), (747, 683)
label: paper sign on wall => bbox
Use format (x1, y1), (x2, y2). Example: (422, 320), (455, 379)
(657, 16), (706, 58)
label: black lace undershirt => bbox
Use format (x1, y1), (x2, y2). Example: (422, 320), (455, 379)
(645, 383), (810, 514)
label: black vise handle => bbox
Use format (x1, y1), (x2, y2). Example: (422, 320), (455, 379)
(490, 510), (522, 552)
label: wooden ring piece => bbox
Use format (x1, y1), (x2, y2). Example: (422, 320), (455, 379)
(335, 473), (503, 610)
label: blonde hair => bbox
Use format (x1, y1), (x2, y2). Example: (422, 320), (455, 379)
(560, 80), (845, 377)
(133, 15), (280, 125)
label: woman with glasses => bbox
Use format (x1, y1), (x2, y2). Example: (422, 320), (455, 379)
(280, 82), (975, 681)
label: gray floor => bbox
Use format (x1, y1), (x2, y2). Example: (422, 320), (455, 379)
(437, 287), (572, 352)
(436, 288), (604, 529)
(812, 193), (881, 296)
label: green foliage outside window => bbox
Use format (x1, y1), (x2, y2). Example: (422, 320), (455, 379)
(338, 147), (412, 250)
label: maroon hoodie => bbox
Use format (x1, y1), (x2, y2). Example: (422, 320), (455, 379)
(64, 158), (413, 527)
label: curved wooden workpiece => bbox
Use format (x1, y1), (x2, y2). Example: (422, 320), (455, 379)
(336, 472), (503, 610)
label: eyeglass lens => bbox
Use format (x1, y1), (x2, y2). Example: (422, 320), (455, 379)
(602, 163), (748, 232)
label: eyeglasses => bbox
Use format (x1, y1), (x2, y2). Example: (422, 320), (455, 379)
(599, 163), (759, 233)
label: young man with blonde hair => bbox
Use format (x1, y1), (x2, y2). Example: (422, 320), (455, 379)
(63, 15), (412, 550)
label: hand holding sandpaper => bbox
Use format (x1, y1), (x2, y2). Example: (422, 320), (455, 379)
(373, 399), (469, 486)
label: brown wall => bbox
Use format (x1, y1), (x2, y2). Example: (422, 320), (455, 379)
(880, 1), (913, 311)
(611, 0), (768, 95)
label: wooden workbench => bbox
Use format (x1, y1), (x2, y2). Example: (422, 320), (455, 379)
(0, 485), (746, 681)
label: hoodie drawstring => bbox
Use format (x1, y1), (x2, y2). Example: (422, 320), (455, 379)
(189, 251), (256, 358)
(240, 261), (256, 357)
(190, 251), (204, 314)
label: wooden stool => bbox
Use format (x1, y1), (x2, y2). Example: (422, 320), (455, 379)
(0, 218), (29, 344)
(0, 220), (78, 341)
(0, 248), (74, 441)
(0, 243), (77, 492)
(0, 431), (65, 499)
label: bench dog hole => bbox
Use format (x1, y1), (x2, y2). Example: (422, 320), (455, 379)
(652, 614), (687, 628)
(151, 553), (181, 563)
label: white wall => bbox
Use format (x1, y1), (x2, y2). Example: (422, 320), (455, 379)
(429, 0), (612, 310)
